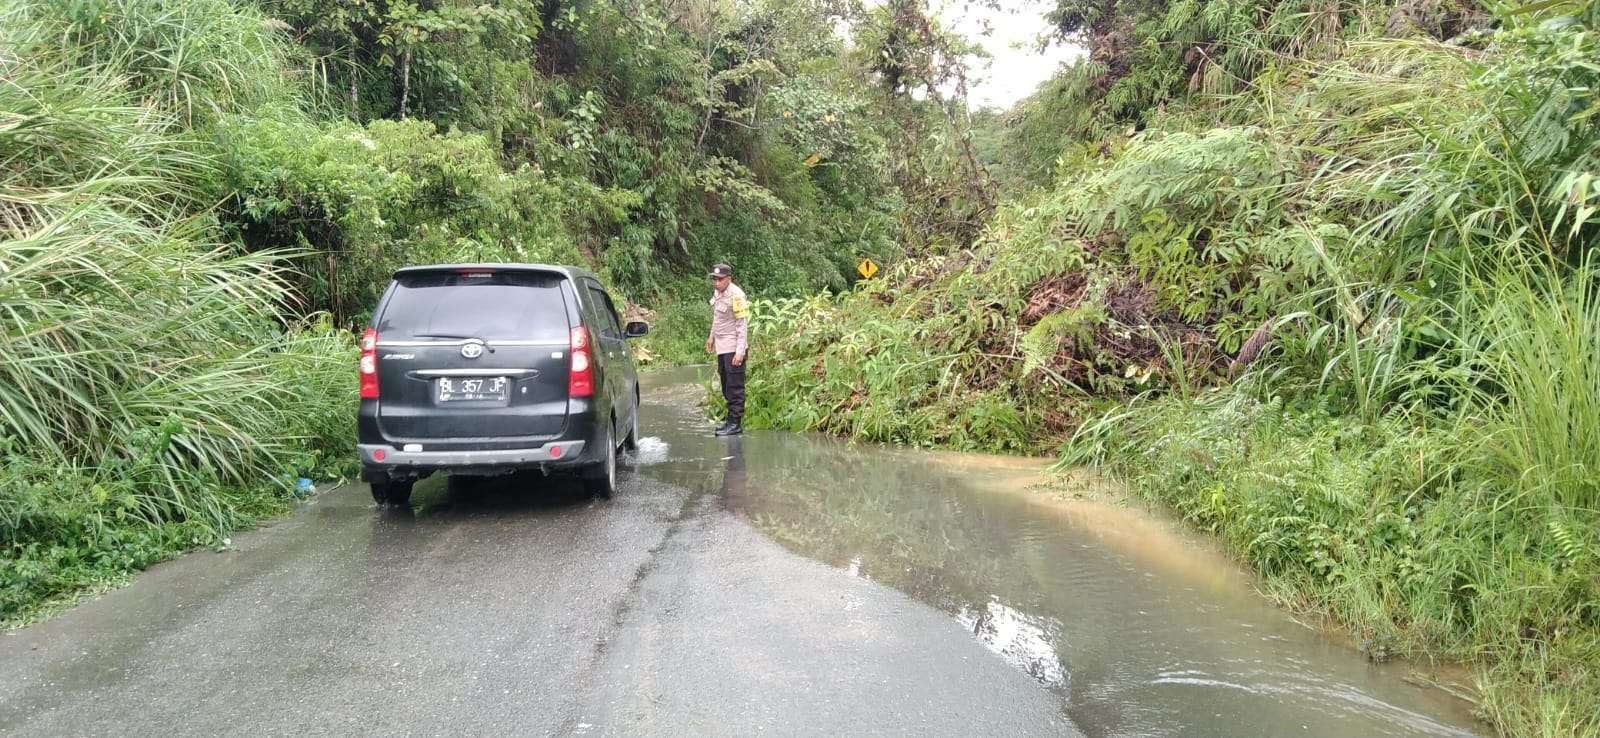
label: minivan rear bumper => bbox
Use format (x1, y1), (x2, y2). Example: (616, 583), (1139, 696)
(359, 441), (586, 476)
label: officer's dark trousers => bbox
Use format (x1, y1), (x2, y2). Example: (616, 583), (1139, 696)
(716, 352), (746, 423)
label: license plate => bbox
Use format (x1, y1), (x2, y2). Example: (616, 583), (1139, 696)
(436, 376), (509, 403)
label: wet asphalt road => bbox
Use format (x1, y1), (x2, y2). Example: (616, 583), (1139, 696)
(0, 375), (1076, 737)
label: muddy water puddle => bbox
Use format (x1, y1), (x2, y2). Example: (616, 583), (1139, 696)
(635, 368), (1484, 737)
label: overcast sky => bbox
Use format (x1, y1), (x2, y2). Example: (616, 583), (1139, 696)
(935, 0), (1086, 109)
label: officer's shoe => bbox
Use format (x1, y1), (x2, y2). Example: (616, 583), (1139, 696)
(715, 422), (743, 437)
(712, 421), (731, 436)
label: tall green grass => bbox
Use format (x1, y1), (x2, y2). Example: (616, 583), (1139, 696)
(23, 0), (295, 127)
(1466, 264), (1600, 510)
(1067, 266), (1600, 734)
(1, 0), (353, 622)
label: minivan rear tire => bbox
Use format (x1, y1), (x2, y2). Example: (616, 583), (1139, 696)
(371, 479), (414, 507)
(584, 425), (617, 499)
(622, 407), (639, 452)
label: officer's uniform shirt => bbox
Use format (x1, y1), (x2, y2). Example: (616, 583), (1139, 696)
(710, 284), (749, 356)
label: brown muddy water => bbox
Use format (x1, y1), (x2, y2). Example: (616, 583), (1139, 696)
(636, 368), (1484, 737)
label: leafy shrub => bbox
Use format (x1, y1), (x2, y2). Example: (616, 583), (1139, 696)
(217, 112), (599, 321)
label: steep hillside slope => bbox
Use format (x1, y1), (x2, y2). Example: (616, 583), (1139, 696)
(748, 3), (1600, 733)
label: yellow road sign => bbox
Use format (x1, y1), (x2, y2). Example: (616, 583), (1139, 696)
(857, 258), (879, 279)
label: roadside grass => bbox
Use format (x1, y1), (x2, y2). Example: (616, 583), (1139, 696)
(1064, 264), (1600, 735)
(1462, 263), (1600, 734)
(0, 463), (298, 627)
(0, 325), (356, 626)
(0, 0), (354, 624)
(1065, 385), (1600, 736)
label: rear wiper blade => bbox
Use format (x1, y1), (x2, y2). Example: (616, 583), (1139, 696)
(410, 333), (496, 351)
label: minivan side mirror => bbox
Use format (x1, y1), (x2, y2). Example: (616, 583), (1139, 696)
(623, 321), (650, 339)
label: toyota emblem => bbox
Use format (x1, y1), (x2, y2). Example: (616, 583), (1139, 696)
(460, 343), (484, 359)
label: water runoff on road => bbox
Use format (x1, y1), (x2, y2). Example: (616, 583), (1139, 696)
(634, 367), (1485, 738)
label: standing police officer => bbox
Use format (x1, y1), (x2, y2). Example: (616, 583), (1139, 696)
(706, 263), (749, 436)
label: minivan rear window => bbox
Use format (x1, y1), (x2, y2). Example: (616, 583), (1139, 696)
(377, 271), (571, 342)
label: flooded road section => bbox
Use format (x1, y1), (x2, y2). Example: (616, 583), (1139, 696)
(1, 368), (1481, 737)
(637, 368), (1482, 737)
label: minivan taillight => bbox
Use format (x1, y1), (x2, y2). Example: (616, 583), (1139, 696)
(359, 328), (379, 399)
(569, 326), (594, 398)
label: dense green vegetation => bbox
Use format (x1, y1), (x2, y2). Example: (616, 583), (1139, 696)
(0, 0), (354, 620)
(747, 1), (1600, 734)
